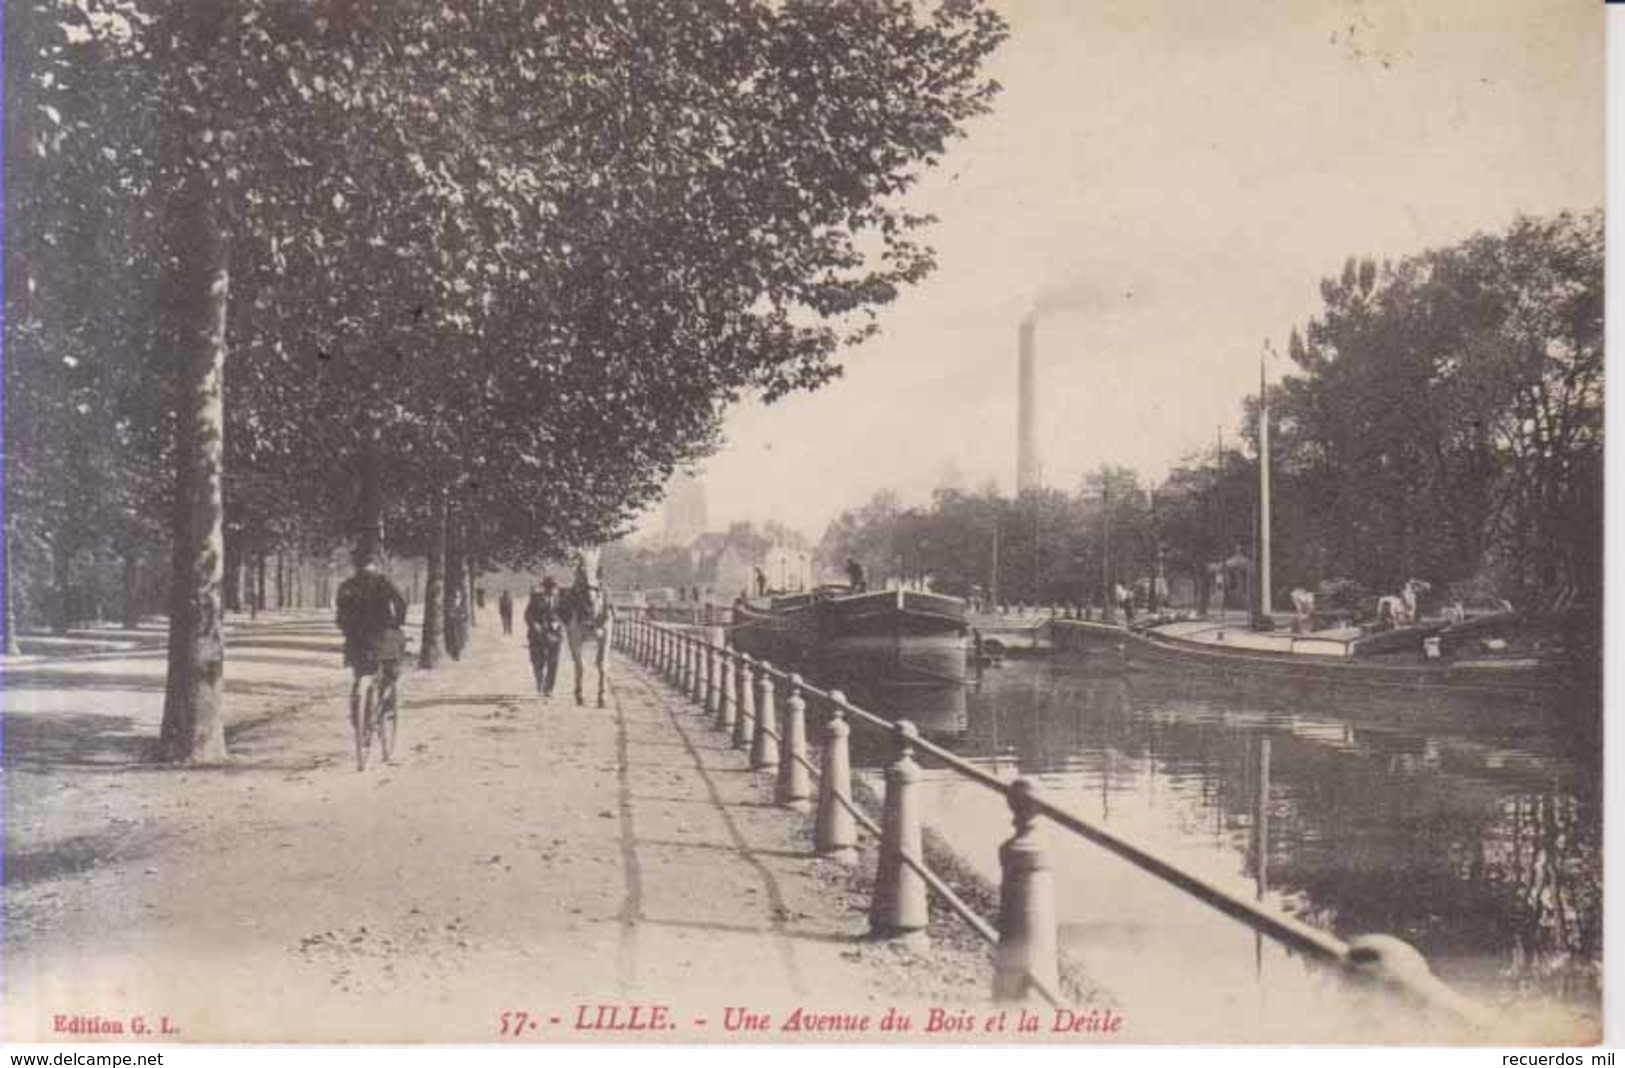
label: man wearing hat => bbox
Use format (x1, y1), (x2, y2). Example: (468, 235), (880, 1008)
(523, 577), (565, 696)
(335, 549), (409, 722)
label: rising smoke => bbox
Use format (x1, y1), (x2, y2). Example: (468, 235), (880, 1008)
(1022, 279), (1147, 326)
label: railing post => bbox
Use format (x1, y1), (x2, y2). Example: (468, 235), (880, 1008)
(814, 690), (857, 863)
(683, 634), (697, 702)
(871, 720), (927, 939)
(714, 644), (735, 731)
(733, 655), (754, 750)
(775, 674), (812, 811)
(694, 636), (708, 707)
(993, 778), (1059, 1002)
(751, 662), (780, 771)
(704, 637), (718, 716)
(658, 627), (669, 677)
(679, 633), (692, 695)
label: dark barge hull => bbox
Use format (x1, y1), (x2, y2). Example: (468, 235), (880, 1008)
(1051, 619), (1593, 700)
(729, 588), (970, 729)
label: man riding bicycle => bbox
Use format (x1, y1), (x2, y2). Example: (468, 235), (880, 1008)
(335, 551), (409, 729)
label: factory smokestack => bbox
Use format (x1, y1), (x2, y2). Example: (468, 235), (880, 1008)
(1017, 317), (1040, 494)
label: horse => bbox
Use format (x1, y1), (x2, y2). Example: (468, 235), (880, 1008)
(1290, 588), (1316, 632)
(561, 574), (615, 707)
(1375, 578), (1431, 628)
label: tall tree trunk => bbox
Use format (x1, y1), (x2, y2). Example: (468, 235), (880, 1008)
(158, 163), (230, 763)
(275, 550), (285, 610)
(356, 428), (383, 565)
(443, 511), (466, 660)
(50, 536), (71, 634)
(122, 548), (140, 629)
(419, 493), (447, 668)
(222, 534), (241, 613)
(254, 551), (266, 615)
(4, 522), (20, 656)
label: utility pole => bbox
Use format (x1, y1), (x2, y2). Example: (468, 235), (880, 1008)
(1102, 475), (1113, 623)
(990, 519), (1001, 608)
(1259, 345), (1273, 627)
(1215, 425), (1224, 618)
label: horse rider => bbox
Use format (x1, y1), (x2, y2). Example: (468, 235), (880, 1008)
(335, 549), (409, 728)
(524, 577), (565, 696)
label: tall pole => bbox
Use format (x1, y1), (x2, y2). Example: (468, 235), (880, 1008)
(1214, 425), (1223, 618)
(1032, 505), (1041, 605)
(1101, 476), (1112, 623)
(1258, 347), (1272, 624)
(990, 520), (1001, 608)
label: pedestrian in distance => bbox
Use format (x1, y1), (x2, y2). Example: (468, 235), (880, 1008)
(498, 589), (514, 636)
(446, 586), (469, 660)
(525, 577), (565, 696)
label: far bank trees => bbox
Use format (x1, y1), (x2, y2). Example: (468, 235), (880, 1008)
(822, 213), (1603, 619)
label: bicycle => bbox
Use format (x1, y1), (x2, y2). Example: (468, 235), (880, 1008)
(351, 667), (399, 771)
(351, 629), (407, 772)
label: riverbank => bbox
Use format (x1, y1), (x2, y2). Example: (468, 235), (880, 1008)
(5, 612), (1001, 1043)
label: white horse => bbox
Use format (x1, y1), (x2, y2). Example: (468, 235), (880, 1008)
(562, 573), (615, 707)
(1290, 588), (1316, 632)
(1376, 578), (1431, 627)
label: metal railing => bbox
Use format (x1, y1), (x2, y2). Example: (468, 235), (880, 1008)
(614, 616), (1492, 1025)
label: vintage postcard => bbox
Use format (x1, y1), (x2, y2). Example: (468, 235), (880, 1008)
(1, 0), (1605, 1049)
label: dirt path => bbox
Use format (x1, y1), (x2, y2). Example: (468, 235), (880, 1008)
(4, 613), (994, 1043)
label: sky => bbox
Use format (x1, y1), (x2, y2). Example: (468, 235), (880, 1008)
(637, 0), (1604, 544)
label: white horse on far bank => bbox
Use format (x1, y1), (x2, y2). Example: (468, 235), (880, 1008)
(1376, 578), (1431, 627)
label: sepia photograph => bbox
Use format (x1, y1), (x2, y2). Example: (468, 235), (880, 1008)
(1, 0), (1606, 1049)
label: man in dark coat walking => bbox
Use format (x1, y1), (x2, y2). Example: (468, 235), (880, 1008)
(524, 577), (564, 696)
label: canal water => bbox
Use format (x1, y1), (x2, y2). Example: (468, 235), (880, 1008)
(851, 654), (1601, 1041)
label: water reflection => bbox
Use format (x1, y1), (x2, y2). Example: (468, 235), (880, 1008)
(878, 657), (1600, 1022)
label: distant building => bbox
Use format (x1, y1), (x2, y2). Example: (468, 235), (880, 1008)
(662, 473), (708, 547)
(764, 545), (813, 593)
(687, 531), (728, 574)
(686, 531), (812, 598)
(711, 544), (756, 598)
